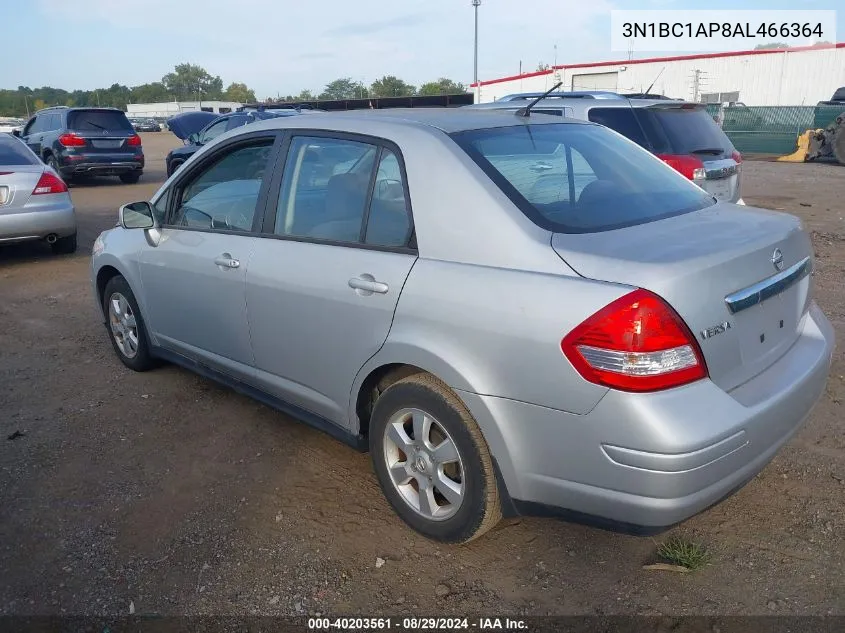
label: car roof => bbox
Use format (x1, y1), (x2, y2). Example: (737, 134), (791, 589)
(469, 97), (691, 110)
(247, 107), (588, 134)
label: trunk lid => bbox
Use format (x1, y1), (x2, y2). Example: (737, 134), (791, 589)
(552, 203), (813, 392)
(0, 165), (45, 212)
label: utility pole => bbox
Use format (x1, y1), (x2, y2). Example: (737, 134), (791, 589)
(472, 0), (481, 102)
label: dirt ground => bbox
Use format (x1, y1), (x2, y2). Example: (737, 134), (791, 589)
(0, 133), (843, 617)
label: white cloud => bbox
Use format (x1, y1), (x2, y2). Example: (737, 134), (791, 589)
(36, 0), (616, 97)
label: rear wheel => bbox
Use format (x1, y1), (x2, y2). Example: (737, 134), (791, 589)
(832, 117), (845, 165)
(45, 155), (69, 183)
(119, 172), (141, 184)
(168, 160), (183, 178)
(102, 275), (157, 372)
(369, 373), (501, 543)
(51, 232), (77, 255)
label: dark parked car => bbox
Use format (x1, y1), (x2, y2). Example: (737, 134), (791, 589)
(15, 107), (144, 184)
(165, 109), (302, 177)
(130, 118), (162, 132)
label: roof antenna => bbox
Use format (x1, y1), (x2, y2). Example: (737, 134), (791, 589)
(515, 80), (563, 117)
(642, 66), (666, 96)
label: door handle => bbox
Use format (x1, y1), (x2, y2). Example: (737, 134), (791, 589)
(349, 275), (389, 295)
(214, 253), (240, 269)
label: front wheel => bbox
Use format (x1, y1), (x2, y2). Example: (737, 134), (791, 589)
(369, 373), (502, 543)
(102, 275), (157, 372)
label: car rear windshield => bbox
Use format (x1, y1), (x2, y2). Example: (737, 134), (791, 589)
(635, 106), (734, 157)
(0, 137), (39, 166)
(68, 110), (133, 132)
(451, 123), (715, 234)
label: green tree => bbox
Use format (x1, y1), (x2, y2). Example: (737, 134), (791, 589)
(131, 82), (171, 103)
(162, 63), (224, 101)
(319, 78), (368, 100)
(418, 78), (467, 96)
(754, 42), (789, 50)
(369, 76), (415, 98)
(223, 82), (256, 103)
(296, 89), (317, 101)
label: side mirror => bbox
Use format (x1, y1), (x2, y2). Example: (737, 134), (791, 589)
(11, 129), (21, 137)
(119, 201), (155, 229)
(188, 132), (201, 145)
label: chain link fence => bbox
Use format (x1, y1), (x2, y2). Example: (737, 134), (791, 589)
(704, 104), (845, 155)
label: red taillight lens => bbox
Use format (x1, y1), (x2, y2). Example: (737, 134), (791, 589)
(127, 134), (142, 147)
(32, 171), (68, 195)
(731, 150), (742, 164)
(656, 153), (706, 181)
(561, 289), (707, 392)
(58, 133), (86, 147)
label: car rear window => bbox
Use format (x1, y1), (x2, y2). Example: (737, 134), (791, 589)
(0, 137), (39, 166)
(587, 108), (650, 148)
(451, 123), (715, 234)
(68, 110), (133, 132)
(636, 106), (734, 156)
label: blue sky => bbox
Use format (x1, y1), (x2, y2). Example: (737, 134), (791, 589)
(0, 0), (840, 98)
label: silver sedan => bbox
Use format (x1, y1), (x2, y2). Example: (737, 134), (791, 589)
(90, 109), (834, 543)
(0, 133), (77, 253)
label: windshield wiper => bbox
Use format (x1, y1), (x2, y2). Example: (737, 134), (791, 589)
(689, 148), (723, 155)
(85, 121), (107, 131)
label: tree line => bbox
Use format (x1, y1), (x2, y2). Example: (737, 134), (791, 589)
(0, 63), (468, 117)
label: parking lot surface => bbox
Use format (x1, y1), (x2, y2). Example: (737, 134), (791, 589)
(1, 133), (843, 616)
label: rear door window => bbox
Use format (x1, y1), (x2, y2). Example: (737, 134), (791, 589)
(68, 110), (133, 132)
(587, 107), (650, 149)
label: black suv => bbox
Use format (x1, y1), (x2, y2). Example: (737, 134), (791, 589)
(15, 107), (144, 184)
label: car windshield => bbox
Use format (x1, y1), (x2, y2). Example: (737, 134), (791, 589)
(451, 122), (715, 233)
(0, 137), (39, 166)
(68, 110), (133, 132)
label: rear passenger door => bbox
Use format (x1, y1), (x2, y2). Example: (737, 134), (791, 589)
(246, 133), (417, 428)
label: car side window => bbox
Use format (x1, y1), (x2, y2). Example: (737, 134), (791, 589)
(225, 115), (249, 131)
(28, 115), (45, 135)
(168, 140), (274, 232)
(364, 149), (412, 247)
(48, 113), (61, 131)
(199, 118), (229, 144)
(587, 108), (650, 149)
(274, 136), (377, 243)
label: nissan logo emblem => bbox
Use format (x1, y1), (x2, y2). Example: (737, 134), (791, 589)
(772, 248), (784, 271)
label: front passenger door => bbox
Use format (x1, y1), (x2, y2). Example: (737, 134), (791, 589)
(138, 133), (281, 379)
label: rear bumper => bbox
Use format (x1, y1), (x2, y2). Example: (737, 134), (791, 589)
(460, 302), (834, 531)
(58, 154), (144, 176)
(0, 204), (77, 243)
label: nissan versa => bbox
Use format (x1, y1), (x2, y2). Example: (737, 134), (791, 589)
(90, 109), (834, 543)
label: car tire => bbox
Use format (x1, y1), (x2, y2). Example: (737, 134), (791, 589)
(119, 172), (141, 184)
(369, 373), (502, 543)
(102, 275), (157, 372)
(168, 161), (183, 178)
(45, 155), (69, 182)
(51, 232), (77, 255)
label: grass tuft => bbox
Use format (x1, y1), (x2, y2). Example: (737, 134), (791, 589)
(656, 536), (710, 571)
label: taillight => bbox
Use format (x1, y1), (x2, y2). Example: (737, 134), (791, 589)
(32, 171), (68, 195)
(656, 154), (706, 181)
(58, 133), (86, 147)
(127, 134), (142, 147)
(731, 150), (742, 164)
(561, 289), (707, 392)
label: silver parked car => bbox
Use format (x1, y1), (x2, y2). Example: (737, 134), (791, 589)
(468, 91), (746, 204)
(91, 109), (834, 543)
(0, 133), (77, 253)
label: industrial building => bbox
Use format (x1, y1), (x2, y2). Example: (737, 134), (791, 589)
(125, 100), (243, 118)
(473, 43), (845, 105)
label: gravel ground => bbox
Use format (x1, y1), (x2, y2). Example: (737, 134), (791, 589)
(0, 134), (843, 617)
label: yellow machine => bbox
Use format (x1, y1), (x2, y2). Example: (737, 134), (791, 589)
(778, 112), (845, 165)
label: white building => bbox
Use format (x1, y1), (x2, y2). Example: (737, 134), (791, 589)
(473, 43), (845, 105)
(126, 101), (243, 118)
